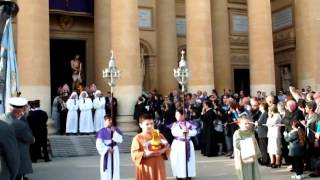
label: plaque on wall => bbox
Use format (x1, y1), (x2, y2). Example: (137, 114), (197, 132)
(176, 17), (186, 36)
(272, 7), (293, 31)
(139, 8), (153, 30)
(232, 15), (248, 33)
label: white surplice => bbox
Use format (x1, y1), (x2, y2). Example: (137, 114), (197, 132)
(170, 121), (197, 178)
(96, 128), (123, 180)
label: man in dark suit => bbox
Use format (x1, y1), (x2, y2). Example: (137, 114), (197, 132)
(0, 118), (20, 180)
(5, 97), (35, 180)
(105, 91), (118, 126)
(27, 100), (50, 162)
(255, 102), (269, 166)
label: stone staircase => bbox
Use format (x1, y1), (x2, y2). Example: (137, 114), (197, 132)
(48, 133), (135, 157)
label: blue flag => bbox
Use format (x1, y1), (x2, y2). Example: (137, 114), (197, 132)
(0, 18), (19, 113)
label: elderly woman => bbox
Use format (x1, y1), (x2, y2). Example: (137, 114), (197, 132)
(266, 104), (282, 168)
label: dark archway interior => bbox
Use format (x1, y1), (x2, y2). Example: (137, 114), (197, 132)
(50, 39), (86, 102)
(234, 69), (250, 95)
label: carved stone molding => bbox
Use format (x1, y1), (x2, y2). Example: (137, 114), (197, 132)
(58, 15), (74, 31)
(273, 28), (296, 52)
(231, 53), (249, 65)
(230, 35), (248, 46)
(228, 0), (246, 4)
(176, 0), (185, 4)
(274, 50), (295, 65)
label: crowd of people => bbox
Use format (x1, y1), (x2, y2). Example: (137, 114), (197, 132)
(132, 86), (320, 179)
(51, 83), (117, 135)
(3, 83), (320, 180)
(0, 97), (50, 180)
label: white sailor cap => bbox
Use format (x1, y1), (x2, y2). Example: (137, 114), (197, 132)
(8, 97), (28, 108)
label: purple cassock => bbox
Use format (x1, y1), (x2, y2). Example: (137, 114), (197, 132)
(96, 127), (122, 171)
(170, 120), (196, 161)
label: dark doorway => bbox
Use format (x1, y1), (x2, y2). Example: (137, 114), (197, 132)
(234, 69), (250, 95)
(50, 39), (86, 101)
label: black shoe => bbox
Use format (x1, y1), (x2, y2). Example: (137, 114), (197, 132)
(44, 159), (51, 162)
(271, 164), (280, 168)
(309, 173), (320, 177)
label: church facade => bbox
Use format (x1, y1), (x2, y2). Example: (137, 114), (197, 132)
(13, 0), (320, 131)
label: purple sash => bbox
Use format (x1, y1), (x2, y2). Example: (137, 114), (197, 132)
(103, 141), (117, 172)
(175, 137), (191, 162)
(96, 127), (122, 172)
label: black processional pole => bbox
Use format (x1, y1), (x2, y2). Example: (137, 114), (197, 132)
(174, 50), (190, 179)
(103, 50), (120, 180)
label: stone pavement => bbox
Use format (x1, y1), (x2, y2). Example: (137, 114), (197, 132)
(28, 151), (305, 180)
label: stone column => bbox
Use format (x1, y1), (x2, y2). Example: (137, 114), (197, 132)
(17, 0), (50, 112)
(156, 0), (178, 95)
(186, 0), (214, 93)
(211, 0), (232, 95)
(111, 0), (141, 132)
(248, 0), (275, 95)
(94, 0), (111, 93)
(295, 0), (320, 90)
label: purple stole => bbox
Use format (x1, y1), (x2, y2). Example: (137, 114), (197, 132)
(96, 127), (122, 171)
(174, 121), (196, 162)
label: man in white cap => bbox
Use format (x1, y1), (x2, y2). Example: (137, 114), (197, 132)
(4, 97), (34, 180)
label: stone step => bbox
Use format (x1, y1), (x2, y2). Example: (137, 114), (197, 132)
(48, 133), (135, 157)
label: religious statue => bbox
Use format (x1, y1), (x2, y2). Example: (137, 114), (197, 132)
(281, 66), (291, 91)
(70, 54), (83, 90)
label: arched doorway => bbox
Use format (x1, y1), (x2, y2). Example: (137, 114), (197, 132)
(50, 39), (86, 102)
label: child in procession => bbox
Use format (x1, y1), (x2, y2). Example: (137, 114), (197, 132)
(131, 113), (170, 180)
(170, 106), (197, 180)
(233, 117), (261, 180)
(96, 115), (123, 180)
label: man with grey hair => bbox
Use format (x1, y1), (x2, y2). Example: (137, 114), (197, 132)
(4, 97), (34, 180)
(0, 115), (19, 180)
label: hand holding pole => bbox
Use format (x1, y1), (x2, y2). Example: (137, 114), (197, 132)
(103, 50), (120, 180)
(174, 50), (190, 179)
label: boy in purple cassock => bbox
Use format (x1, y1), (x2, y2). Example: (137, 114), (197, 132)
(96, 115), (123, 180)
